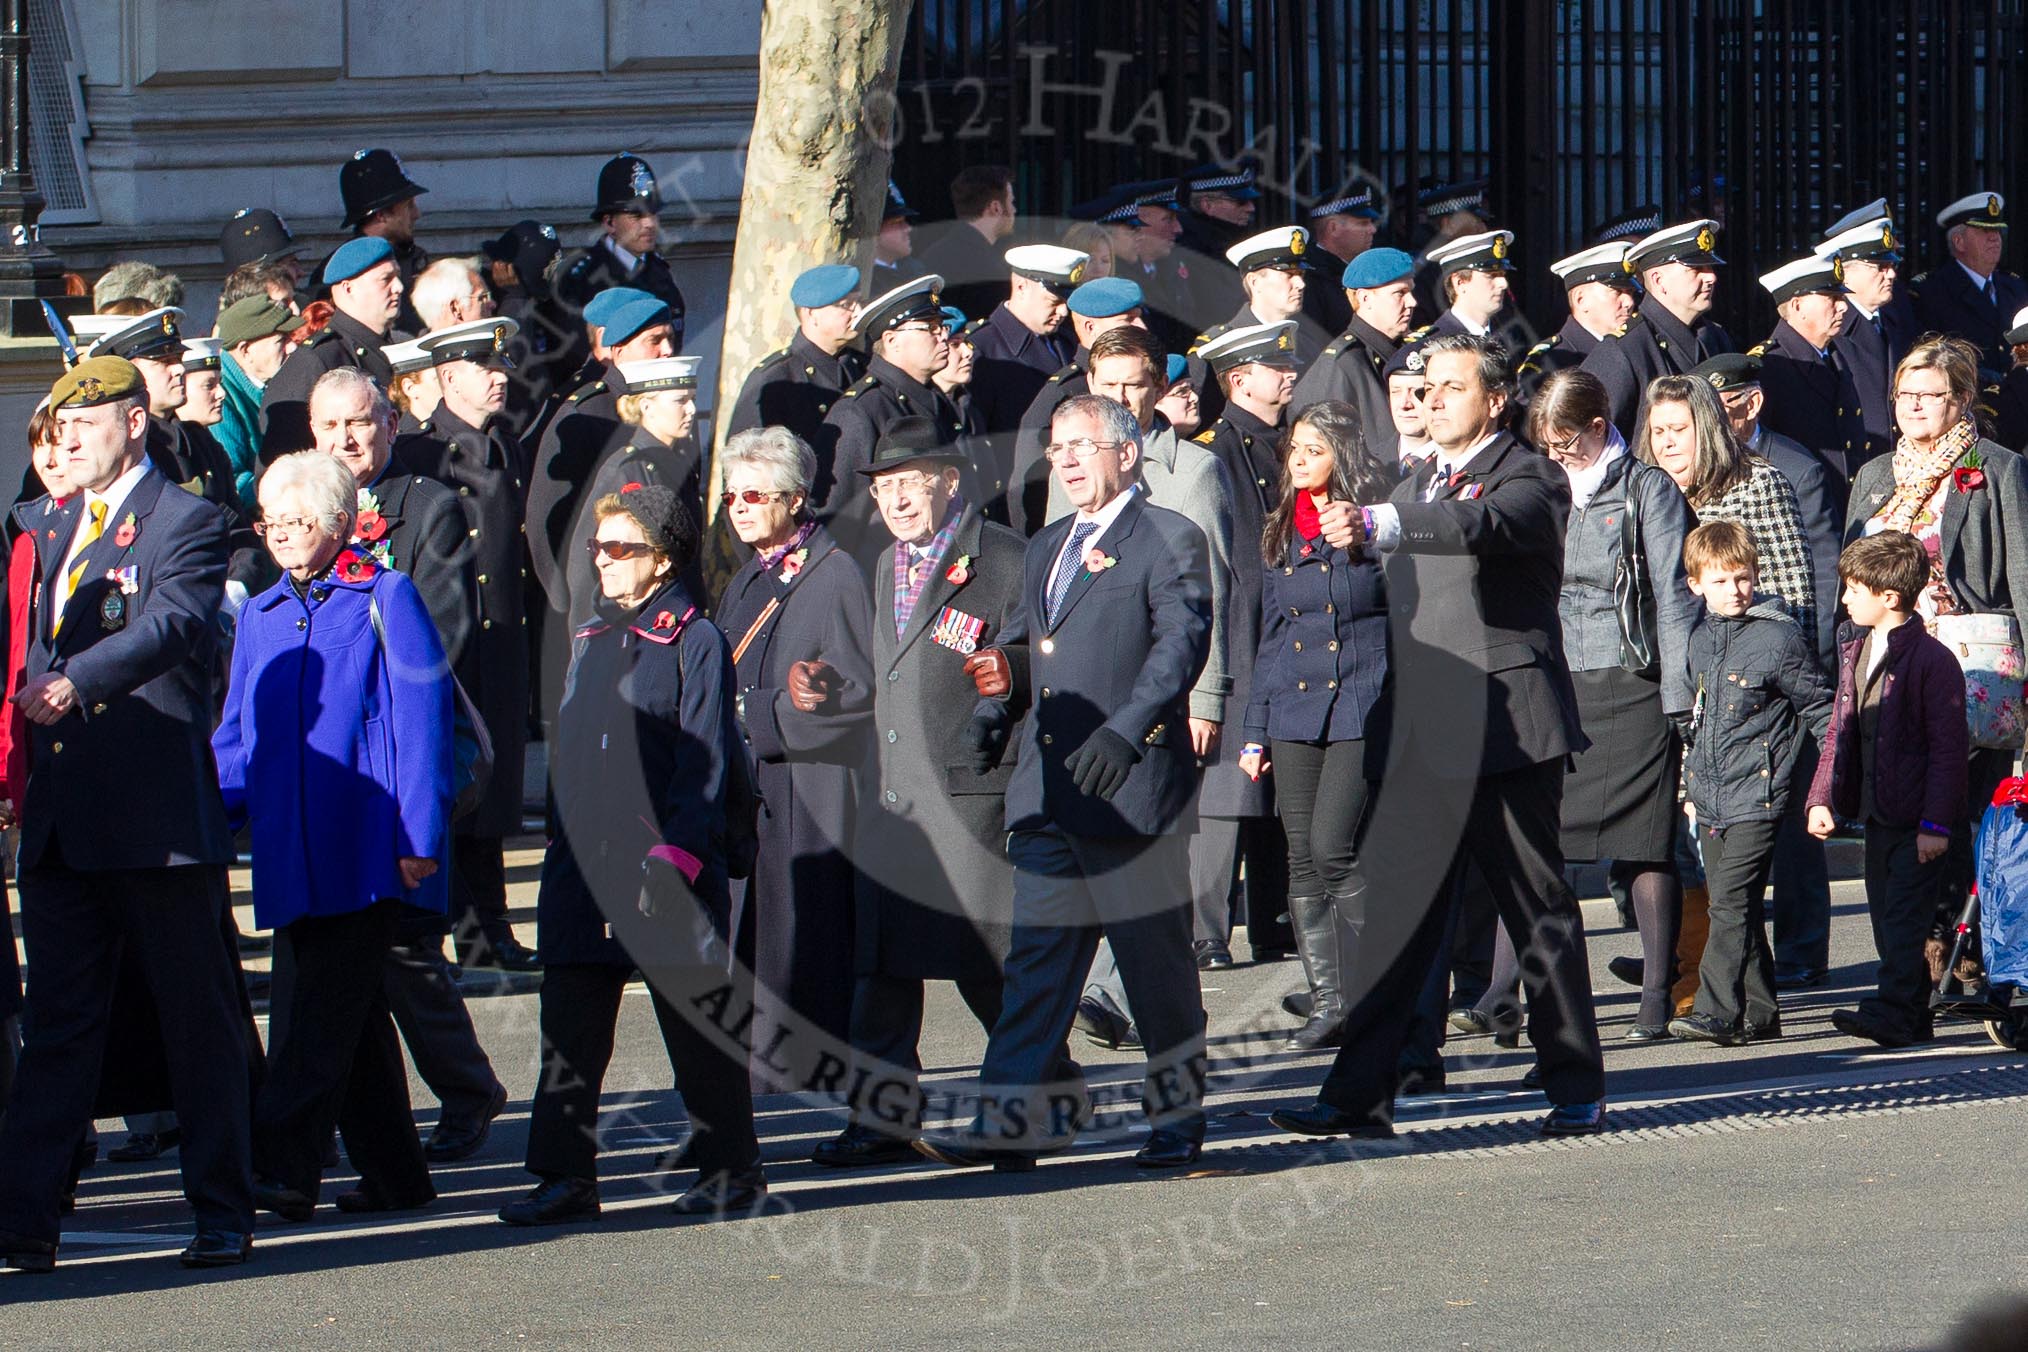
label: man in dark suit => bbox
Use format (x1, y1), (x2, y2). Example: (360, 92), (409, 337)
(917, 393), (1214, 1170)
(1583, 218), (1736, 435)
(810, 419), (1029, 1167)
(723, 264), (867, 450)
(0, 357), (256, 1271)
(312, 367), (512, 1159)
(1753, 253), (1873, 495)
(1274, 334), (1608, 1140)
(1911, 191), (2027, 378)
(1818, 202), (1918, 460)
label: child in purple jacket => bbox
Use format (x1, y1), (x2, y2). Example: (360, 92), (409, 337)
(1807, 530), (1968, 1047)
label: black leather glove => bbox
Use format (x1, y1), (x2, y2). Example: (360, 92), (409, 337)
(962, 712), (1007, 774)
(1668, 711), (1694, 745)
(638, 853), (700, 919)
(1064, 727), (1141, 801)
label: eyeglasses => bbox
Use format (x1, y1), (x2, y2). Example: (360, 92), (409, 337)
(867, 472), (944, 500)
(1043, 438), (1127, 464)
(586, 538), (657, 560)
(889, 323), (948, 340)
(1893, 389), (1954, 407)
(1540, 425), (1596, 456)
(719, 489), (788, 507)
(254, 515), (319, 538)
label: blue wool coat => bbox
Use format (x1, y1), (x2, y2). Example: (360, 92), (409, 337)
(213, 566), (453, 930)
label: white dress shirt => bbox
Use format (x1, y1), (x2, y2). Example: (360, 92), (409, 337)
(1363, 431), (1500, 550)
(1049, 485), (1137, 585)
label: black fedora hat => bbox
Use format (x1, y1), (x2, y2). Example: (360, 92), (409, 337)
(856, 415), (967, 476)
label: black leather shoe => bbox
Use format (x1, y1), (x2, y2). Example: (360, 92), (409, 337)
(1774, 966), (1826, 990)
(1607, 956), (1645, 988)
(1745, 1017), (1784, 1042)
(1446, 1007), (1493, 1037)
(1249, 945), (1297, 963)
(254, 1178), (316, 1223)
(1133, 1128), (1204, 1168)
(468, 934), (543, 972)
(335, 1183), (434, 1214)
(654, 1137), (696, 1173)
(670, 1168), (767, 1217)
(109, 1128), (181, 1163)
(1540, 1100), (1608, 1137)
(178, 1230), (252, 1268)
(498, 1177), (600, 1226)
(812, 1123), (918, 1168)
(1668, 1012), (1747, 1046)
(1268, 1103), (1397, 1139)
(0, 1229), (56, 1273)
(1831, 1007), (1929, 1047)
(912, 1135), (1044, 1172)
(1282, 990), (1314, 1020)
(1623, 1023), (1672, 1042)
(1073, 996), (1141, 1050)
(1521, 1065), (1543, 1091)
(425, 1082), (509, 1163)
(1194, 940), (1234, 970)
(1397, 1066), (1448, 1095)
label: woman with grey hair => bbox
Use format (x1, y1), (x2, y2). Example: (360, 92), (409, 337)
(714, 426), (874, 1083)
(214, 450), (454, 1222)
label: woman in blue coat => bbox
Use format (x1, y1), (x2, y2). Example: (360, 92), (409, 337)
(499, 484), (763, 1227)
(213, 451), (453, 1222)
(1238, 401), (1394, 1049)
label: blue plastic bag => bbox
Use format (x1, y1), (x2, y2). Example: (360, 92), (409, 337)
(1974, 786), (2028, 987)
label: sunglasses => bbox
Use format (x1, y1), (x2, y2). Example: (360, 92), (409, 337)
(720, 489), (788, 507)
(586, 538), (656, 560)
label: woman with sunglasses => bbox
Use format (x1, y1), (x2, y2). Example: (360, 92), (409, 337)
(501, 484), (763, 1225)
(714, 426), (874, 1082)
(560, 355), (706, 627)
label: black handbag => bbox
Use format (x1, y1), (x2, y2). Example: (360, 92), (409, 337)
(1612, 471), (1660, 677)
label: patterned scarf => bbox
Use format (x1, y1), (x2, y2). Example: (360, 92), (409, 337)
(756, 516), (817, 571)
(1877, 415), (1979, 534)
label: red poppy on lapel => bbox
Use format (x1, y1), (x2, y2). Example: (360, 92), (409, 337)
(623, 482), (644, 493)
(113, 512), (138, 548)
(945, 554), (973, 585)
(653, 610), (677, 630)
(335, 548), (377, 582)
(1954, 467), (1987, 493)
(355, 509), (388, 542)
(1447, 469), (1469, 489)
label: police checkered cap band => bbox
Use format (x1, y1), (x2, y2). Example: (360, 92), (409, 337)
(1188, 168), (1253, 193)
(1311, 189), (1377, 218)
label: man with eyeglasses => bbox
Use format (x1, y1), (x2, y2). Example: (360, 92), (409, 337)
(810, 415), (1031, 1168)
(819, 275), (963, 561)
(397, 318), (538, 974)
(916, 393), (1214, 1172)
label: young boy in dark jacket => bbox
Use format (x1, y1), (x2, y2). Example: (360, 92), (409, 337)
(1807, 530), (1968, 1047)
(1673, 521), (1834, 1046)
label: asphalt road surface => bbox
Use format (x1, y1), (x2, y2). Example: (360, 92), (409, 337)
(5, 841), (2026, 1350)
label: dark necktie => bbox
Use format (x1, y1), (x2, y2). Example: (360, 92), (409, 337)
(1986, 278), (1999, 307)
(1047, 522), (1097, 626)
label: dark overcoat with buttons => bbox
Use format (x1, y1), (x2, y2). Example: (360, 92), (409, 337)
(855, 506), (1028, 980)
(555, 239), (687, 352)
(1829, 296), (1918, 458)
(527, 366), (629, 611)
(1193, 403), (1283, 816)
(716, 526), (873, 1044)
(393, 407), (531, 837)
(1289, 313), (1400, 466)
(258, 310), (397, 463)
(1911, 262), (2028, 376)
(1005, 492), (1213, 837)
(360, 467), (477, 688)
(1005, 352), (1090, 537)
(1243, 535), (1390, 747)
(818, 355), (965, 562)
(1581, 294), (1736, 437)
(724, 332), (865, 451)
(1755, 320), (1876, 494)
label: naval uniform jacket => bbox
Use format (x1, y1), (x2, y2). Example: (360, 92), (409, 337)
(528, 363), (629, 611)
(258, 309), (398, 463)
(723, 331), (865, 450)
(1830, 297), (1918, 459)
(1291, 312), (1401, 463)
(556, 238), (687, 352)
(394, 408), (531, 838)
(1582, 295), (1736, 437)
(1754, 320), (1875, 494)
(1006, 349), (1091, 537)
(969, 303), (1072, 438)
(854, 506), (1028, 980)
(1911, 262), (2028, 377)
(819, 354), (964, 560)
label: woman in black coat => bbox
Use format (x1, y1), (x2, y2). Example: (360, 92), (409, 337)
(716, 426), (875, 1086)
(501, 485), (762, 1226)
(1238, 401), (1394, 1049)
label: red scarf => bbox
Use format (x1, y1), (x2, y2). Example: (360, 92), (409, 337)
(1293, 491), (1324, 542)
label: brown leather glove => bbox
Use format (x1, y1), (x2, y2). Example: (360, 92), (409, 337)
(962, 647), (1012, 699)
(786, 659), (836, 713)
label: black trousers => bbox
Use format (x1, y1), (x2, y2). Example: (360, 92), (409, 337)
(845, 971), (1002, 1134)
(1861, 822), (1948, 1036)
(526, 962), (759, 1184)
(1690, 818), (1782, 1029)
(1319, 759), (1604, 1121)
(384, 937), (503, 1125)
(451, 834), (514, 960)
(1270, 738), (1371, 900)
(1770, 736), (1832, 976)
(982, 828), (1206, 1145)
(255, 901), (432, 1202)
(0, 858), (253, 1241)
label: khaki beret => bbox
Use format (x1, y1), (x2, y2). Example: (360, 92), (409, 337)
(49, 355), (144, 410)
(215, 295), (297, 349)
